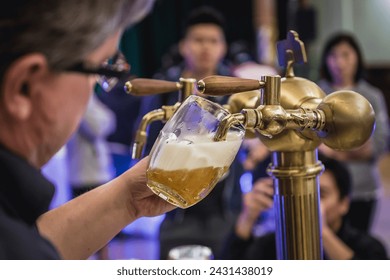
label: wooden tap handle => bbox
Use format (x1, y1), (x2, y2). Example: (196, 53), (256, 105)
(124, 78), (181, 96)
(197, 75), (264, 96)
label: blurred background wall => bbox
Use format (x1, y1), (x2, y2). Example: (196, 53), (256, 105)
(121, 0), (390, 110)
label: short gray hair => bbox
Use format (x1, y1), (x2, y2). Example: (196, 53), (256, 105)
(0, 0), (154, 83)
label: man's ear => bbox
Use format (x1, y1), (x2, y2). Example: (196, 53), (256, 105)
(178, 39), (186, 57)
(221, 41), (227, 58)
(2, 54), (48, 120)
(340, 197), (350, 216)
(218, 43), (227, 62)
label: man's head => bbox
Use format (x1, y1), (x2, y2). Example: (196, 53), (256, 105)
(319, 155), (351, 231)
(0, 0), (154, 167)
(179, 6), (227, 75)
(0, 0), (155, 85)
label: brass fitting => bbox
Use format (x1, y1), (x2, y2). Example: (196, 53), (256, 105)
(132, 109), (165, 159)
(132, 103), (181, 159)
(131, 78), (196, 159)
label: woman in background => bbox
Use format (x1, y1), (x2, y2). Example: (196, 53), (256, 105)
(318, 32), (390, 232)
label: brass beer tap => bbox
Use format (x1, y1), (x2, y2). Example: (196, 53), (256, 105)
(197, 31), (375, 259)
(126, 77), (196, 159)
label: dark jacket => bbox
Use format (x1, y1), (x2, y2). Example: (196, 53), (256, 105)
(221, 222), (388, 260)
(0, 145), (60, 259)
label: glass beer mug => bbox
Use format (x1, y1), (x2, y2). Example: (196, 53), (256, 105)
(147, 95), (245, 208)
(168, 245), (214, 260)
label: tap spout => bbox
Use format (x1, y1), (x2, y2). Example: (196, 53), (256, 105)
(132, 109), (165, 159)
(214, 113), (247, 141)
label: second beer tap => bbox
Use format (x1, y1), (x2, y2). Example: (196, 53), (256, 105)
(129, 78), (196, 159)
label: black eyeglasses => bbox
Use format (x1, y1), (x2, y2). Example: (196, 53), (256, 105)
(65, 52), (131, 92)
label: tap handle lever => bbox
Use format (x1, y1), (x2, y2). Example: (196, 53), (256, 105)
(197, 75), (265, 96)
(125, 78), (181, 96)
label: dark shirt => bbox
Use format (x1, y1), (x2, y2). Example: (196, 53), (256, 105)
(220, 222), (388, 260)
(0, 145), (60, 259)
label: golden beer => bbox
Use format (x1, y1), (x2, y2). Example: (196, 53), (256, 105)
(146, 95), (245, 208)
(147, 166), (228, 208)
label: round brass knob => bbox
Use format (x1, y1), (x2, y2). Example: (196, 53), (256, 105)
(317, 90), (375, 150)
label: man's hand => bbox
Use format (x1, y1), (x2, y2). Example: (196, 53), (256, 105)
(38, 156), (176, 259)
(235, 177), (274, 239)
(320, 202), (354, 259)
(121, 156), (177, 220)
(242, 138), (270, 171)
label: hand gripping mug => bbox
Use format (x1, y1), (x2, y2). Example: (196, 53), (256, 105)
(147, 95), (245, 208)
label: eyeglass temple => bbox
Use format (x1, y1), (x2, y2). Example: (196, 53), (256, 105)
(68, 63), (129, 79)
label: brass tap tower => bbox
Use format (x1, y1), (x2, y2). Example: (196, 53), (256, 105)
(197, 31), (375, 259)
(125, 77), (196, 159)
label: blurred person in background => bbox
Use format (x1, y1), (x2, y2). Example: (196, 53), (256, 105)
(96, 80), (143, 177)
(317, 32), (390, 233)
(221, 156), (388, 260)
(66, 92), (116, 259)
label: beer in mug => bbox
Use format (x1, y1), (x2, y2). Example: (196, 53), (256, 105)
(146, 95), (245, 208)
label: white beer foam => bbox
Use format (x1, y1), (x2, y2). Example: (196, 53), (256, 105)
(152, 136), (242, 171)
